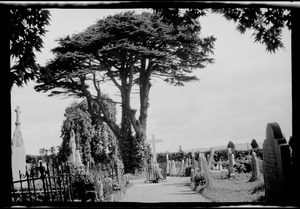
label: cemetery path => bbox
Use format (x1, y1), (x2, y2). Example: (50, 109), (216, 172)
(120, 176), (211, 202)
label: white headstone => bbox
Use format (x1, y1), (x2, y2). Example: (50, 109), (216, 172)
(170, 160), (177, 176)
(11, 106), (26, 180)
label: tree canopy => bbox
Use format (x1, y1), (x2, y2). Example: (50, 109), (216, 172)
(155, 7), (291, 53)
(251, 139), (259, 149)
(227, 140), (236, 150)
(35, 11), (215, 172)
(10, 8), (50, 89)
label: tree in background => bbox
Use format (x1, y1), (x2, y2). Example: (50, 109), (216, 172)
(250, 139), (259, 149)
(10, 8), (50, 89)
(227, 140), (235, 150)
(35, 11), (215, 173)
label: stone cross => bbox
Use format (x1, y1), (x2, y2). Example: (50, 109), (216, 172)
(11, 106), (26, 180)
(15, 106), (21, 125)
(146, 134), (162, 163)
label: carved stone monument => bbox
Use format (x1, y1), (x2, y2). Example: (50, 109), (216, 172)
(146, 134), (162, 164)
(11, 106), (26, 180)
(263, 122), (292, 203)
(68, 129), (76, 163)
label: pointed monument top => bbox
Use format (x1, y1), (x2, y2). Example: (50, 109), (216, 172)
(15, 106), (21, 125)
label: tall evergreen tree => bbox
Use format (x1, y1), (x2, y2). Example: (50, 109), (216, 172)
(35, 11), (215, 172)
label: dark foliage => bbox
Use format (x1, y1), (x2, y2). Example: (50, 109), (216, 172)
(10, 8), (50, 88)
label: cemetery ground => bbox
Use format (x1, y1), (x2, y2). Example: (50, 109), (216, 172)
(119, 172), (264, 203)
(200, 171), (264, 202)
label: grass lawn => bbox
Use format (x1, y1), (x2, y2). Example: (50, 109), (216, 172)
(199, 171), (265, 202)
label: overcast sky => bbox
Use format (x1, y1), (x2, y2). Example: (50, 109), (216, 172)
(11, 8), (292, 155)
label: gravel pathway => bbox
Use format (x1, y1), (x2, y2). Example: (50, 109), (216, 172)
(120, 176), (211, 202)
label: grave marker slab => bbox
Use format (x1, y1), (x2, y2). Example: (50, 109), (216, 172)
(170, 160), (177, 176)
(249, 151), (260, 182)
(208, 148), (215, 170)
(227, 148), (235, 177)
(263, 122), (292, 203)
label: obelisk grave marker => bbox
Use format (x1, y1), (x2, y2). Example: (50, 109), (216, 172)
(146, 134), (162, 164)
(11, 106), (26, 180)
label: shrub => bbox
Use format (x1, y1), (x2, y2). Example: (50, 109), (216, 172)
(185, 165), (193, 176)
(71, 166), (96, 201)
(194, 172), (206, 186)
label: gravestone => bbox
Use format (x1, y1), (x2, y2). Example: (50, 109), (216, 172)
(185, 158), (189, 168)
(168, 160), (172, 176)
(166, 154), (170, 175)
(200, 153), (212, 188)
(68, 129), (76, 163)
(198, 155), (203, 172)
(170, 160), (177, 176)
(178, 159), (184, 176)
(146, 134), (162, 164)
(227, 148), (235, 178)
(249, 151), (260, 182)
(218, 161), (223, 171)
(263, 122), (292, 203)
(192, 150), (196, 171)
(153, 164), (163, 182)
(208, 148), (215, 170)
(11, 106), (26, 181)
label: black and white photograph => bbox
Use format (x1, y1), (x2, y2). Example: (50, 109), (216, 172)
(5, 1), (300, 207)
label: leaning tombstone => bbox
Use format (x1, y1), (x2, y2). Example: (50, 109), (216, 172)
(200, 154), (212, 188)
(207, 148), (215, 170)
(263, 122), (292, 203)
(249, 152), (260, 182)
